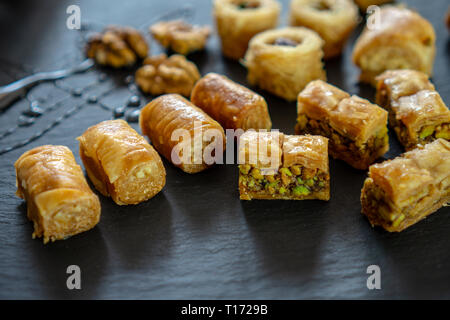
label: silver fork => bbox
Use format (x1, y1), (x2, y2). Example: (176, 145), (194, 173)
(0, 58), (94, 111)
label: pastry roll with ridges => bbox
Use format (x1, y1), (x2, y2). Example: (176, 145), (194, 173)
(354, 0), (393, 11)
(352, 6), (436, 85)
(295, 80), (389, 170)
(140, 94), (226, 174)
(361, 139), (450, 232)
(15, 145), (101, 244)
(238, 131), (330, 200)
(213, 0), (281, 60)
(376, 70), (449, 150)
(77, 119), (166, 205)
(190, 73), (272, 130)
(289, 0), (358, 59)
(244, 27), (326, 101)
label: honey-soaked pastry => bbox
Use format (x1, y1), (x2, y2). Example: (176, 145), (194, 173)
(135, 54), (200, 97)
(190, 73), (272, 130)
(140, 94), (226, 174)
(352, 6), (436, 85)
(213, 0), (281, 60)
(289, 0), (358, 59)
(150, 20), (211, 55)
(361, 139), (450, 232)
(376, 70), (449, 150)
(354, 0), (393, 11)
(86, 26), (149, 68)
(15, 145), (101, 244)
(77, 120), (166, 205)
(244, 27), (326, 101)
(295, 80), (389, 170)
(238, 131), (330, 200)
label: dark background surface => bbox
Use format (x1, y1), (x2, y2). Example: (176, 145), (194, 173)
(0, 0), (449, 299)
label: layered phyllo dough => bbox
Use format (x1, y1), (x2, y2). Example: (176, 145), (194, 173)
(361, 139), (450, 232)
(376, 69), (449, 150)
(140, 94), (226, 174)
(244, 27), (326, 101)
(190, 73), (272, 130)
(352, 6), (436, 85)
(15, 145), (101, 244)
(238, 131), (330, 200)
(213, 0), (281, 60)
(77, 120), (166, 205)
(295, 80), (389, 170)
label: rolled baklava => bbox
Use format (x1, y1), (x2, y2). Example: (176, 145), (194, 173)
(238, 131), (330, 200)
(213, 0), (281, 60)
(376, 70), (450, 150)
(244, 27), (326, 101)
(289, 0), (358, 59)
(361, 138), (450, 232)
(15, 145), (101, 244)
(295, 80), (389, 170)
(77, 119), (166, 205)
(190, 73), (272, 130)
(353, 0), (393, 11)
(140, 94), (226, 173)
(352, 6), (436, 85)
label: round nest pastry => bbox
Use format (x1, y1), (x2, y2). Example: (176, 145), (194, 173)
(289, 0), (359, 59)
(244, 27), (326, 101)
(213, 0), (281, 60)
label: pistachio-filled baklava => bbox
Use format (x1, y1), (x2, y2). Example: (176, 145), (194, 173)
(190, 73), (272, 130)
(140, 94), (226, 174)
(238, 131), (330, 200)
(213, 0), (281, 60)
(295, 80), (389, 170)
(77, 120), (166, 205)
(361, 139), (450, 232)
(15, 145), (101, 244)
(376, 70), (450, 151)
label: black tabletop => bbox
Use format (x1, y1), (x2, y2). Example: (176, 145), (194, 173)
(0, 0), (449, 299)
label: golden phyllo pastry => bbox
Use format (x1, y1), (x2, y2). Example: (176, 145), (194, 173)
(353, 0), (393, 11)
(289, 0), (359, 59)
(213, 0), (281, 60)
(376, 70), (450, 150)
(238, 131), (330, 200)
(190, 73), (272, 130)
(295, 80), (389, 170)
(244, 27), (326, 101)
(140, 94), (226, 174)
(352, 6), (436, 85)
(77, 120), (166, 205)
(15, 145), (101, 244)
(361, 139), (450, 232)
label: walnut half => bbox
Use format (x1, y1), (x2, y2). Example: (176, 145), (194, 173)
(86, 26), (149, 68)
(150, 20), (211, 55)
(135, 54), (200, 97)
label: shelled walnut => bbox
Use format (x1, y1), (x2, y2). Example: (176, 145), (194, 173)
(86, 26), (149, 68)
(135, 54), (200, 97)
(150, 20), (211, 55)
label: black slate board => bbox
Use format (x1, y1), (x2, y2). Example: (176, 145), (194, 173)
(0, 0), (449, 299)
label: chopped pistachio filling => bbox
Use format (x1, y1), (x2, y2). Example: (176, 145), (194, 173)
(235, 1), (260, 9)
(418, 123), (449, 142)
(239, 164), (328, 197)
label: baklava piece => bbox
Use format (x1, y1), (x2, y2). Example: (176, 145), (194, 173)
(15, 145), (101, 244)
(213, 0), (281, 60)
(191, 73), (272, 130)
(239, 131), (330, 200)
(289, 0), (358, 59)
(376, 70), (450, 150)
(77, 120), (166, 205)
(295, 80), (389, 170)
(150, 20), (211, 55)
(135, 54), (200, 97)
(140, 94), (226, 174)
(361, 139), (450, 232)
(244, 27), (326, 101)
(86, 26), (149, 68)
(352, 6), (436, 85)
(353, 0), (393, 11)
